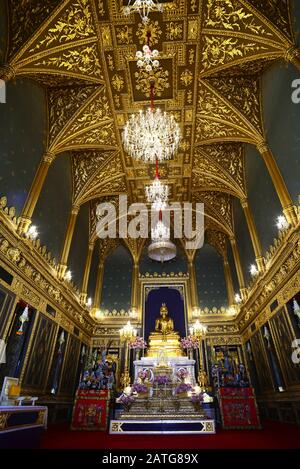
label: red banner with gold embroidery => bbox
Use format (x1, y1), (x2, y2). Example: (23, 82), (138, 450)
(219, 387), (260, 429)
(71, 390), (110, 431)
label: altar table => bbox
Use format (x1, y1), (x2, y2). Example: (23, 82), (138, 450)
(0, 405), (47, 448)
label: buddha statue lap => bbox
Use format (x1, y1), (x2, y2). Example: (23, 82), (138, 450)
(147, 303), (184, 358)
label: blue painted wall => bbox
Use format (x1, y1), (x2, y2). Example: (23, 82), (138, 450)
(101, 245), (133, 311)
(33, 155), (72, 263)
(195, 244), (228, 309)
(0, 78), (47, 213)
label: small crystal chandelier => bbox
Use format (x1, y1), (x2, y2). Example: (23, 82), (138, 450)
(136, 45), (160, 72)
(124, 0), (163, 23)
(151, 219), (170, 241)
(145, 158), (169, 210)
(148, 217), (177, 262)
(123, 108), (181, 163)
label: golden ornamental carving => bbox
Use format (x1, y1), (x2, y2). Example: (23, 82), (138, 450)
(246, 0), (294, 41)
(196, 80), (262, 144)
(194, 191), (233, 234)
(192, 147), (246, 199)
(166, 22), (184, 41)
(136, 20), (162, 46)
(200, 34), (276, 76)
(22, 42), (103, 82)
(206, 230), (227, 258)
(72, 151), (115, 202)
(203, 0), (274, 37)
(7, 0), (61, 59)
(48, 85), (98, 145)
(207, 77), (263, 132)
(134, 66), (170, 98)
(28, 0), (96, 53)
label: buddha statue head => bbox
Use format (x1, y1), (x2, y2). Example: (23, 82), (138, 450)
(160, 303), (168, 318)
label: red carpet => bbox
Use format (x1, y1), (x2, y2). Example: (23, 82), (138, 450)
(41, 420), (300, 449)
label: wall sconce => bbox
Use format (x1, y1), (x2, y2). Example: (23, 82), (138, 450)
(276, 215), (289, 231)
(27, 225), (38, 240)
(250, 264), (258, 277)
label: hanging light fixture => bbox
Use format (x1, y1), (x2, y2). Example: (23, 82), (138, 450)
(148, 215), (176, 262)
(136, 45), (160, 72)
(123, 79), (181, 163)
(124, 0), (164, 23)
(145, 157), (169, 209)
(123, 108), (180, 163)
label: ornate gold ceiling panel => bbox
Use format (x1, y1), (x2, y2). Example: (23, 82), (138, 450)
(89, 196), (120, 242)
(199, 0), (295, 77)
(193, 191), (234, 237)
(72, 150), (126, 205)
(195, 78), (263, 145)
(206, 229), (227, 258)
(192, 144), (246, 199)
(7, 0), (104, 84)
(48, 85), (118, 153)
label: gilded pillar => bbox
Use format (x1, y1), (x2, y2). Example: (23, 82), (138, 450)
(0, 64), (16, 81)
(240, 198), (264, 272)
(93, 262), (105, 311)
(80, 241), (95, 304)
(188, 260), (199, 308)
(285, 45), (300, 71)
(257, 141), (297, 225)
(18, 152), (55, 235)
(223, 256), (235, 306)
(58, 205), (80, 280)
(131, 262), (139, 310)
(229, 236), (247, 300)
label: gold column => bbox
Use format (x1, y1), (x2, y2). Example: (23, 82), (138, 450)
(80, 240), (95, 304)
(0, 64), (16, 81)
(285, 45), (300, 71)
(131, 262), (139, 310)
(18, 152), (55, 235)
(223, 256), (235, 306)
(92, 262), (105, 311)
(257, 141), (297, 225)
(229, 236), (247, 300)
(58, 205), (80, 280)
(240, 198), (264, 272)
(188, 260), (199, 308)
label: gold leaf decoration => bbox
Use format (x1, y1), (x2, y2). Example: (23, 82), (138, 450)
(29, 0), (96, 53)
(48, 85), (98, 144)
(24, 42), (103, 81)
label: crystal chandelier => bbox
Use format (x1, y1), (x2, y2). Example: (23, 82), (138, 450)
(124, 0), (164, 23)
(145, 158), (169, 210)
(148, 215), (177, 262)
(123, 107), (181, 163)
(151, 219), (170, 241)
(136, 45), (160, 72)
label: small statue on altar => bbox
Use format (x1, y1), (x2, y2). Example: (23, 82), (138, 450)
(147, 304), (183, 358)
(198, 369), (208, 390)
(155, 303), (175, 338)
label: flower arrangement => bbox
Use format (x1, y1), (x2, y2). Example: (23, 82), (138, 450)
(137, 369), (149, 381)
(175, 383), (193, 394)
(177, 368), (188, 381)
(132, 383), (148, 394)
(155, 375), (170, 385)
(191, 393), (204, 405)
(117, 393), (135, 410)
(181, 336), (199, 350)
(129, 336), (147, 350)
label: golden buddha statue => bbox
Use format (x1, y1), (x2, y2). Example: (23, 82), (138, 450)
(147, 303), (184, 358)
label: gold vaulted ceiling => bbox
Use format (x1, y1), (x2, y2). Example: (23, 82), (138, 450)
(2, 0), (298, 258)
